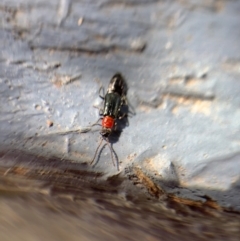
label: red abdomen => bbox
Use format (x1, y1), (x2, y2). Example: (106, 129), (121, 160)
(102, 116), (115, 129)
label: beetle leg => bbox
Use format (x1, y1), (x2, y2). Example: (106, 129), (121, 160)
(90, 117), (103, 127)
(93, 105), (104, 116)
(121, 95), (128, 105)
(99, 108), (103, 116)
(113, 120), (120, 131)
(99, 86), (105, 100)
(118, 112), (127, 119)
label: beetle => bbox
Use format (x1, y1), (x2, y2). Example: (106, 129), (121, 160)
(90, 73), (128, 169)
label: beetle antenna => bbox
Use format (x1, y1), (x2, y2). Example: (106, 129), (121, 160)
(90, 137), (104, 165)
(105, 137), (115, 167)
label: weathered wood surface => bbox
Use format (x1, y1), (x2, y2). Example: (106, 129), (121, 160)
(0, 150), (240, 241)
(1, 0), (240, 239)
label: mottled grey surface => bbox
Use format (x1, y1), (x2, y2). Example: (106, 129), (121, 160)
(1, 0), (240, 210)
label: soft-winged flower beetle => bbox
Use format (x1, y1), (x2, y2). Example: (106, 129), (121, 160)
(91, 73), (128, 170)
